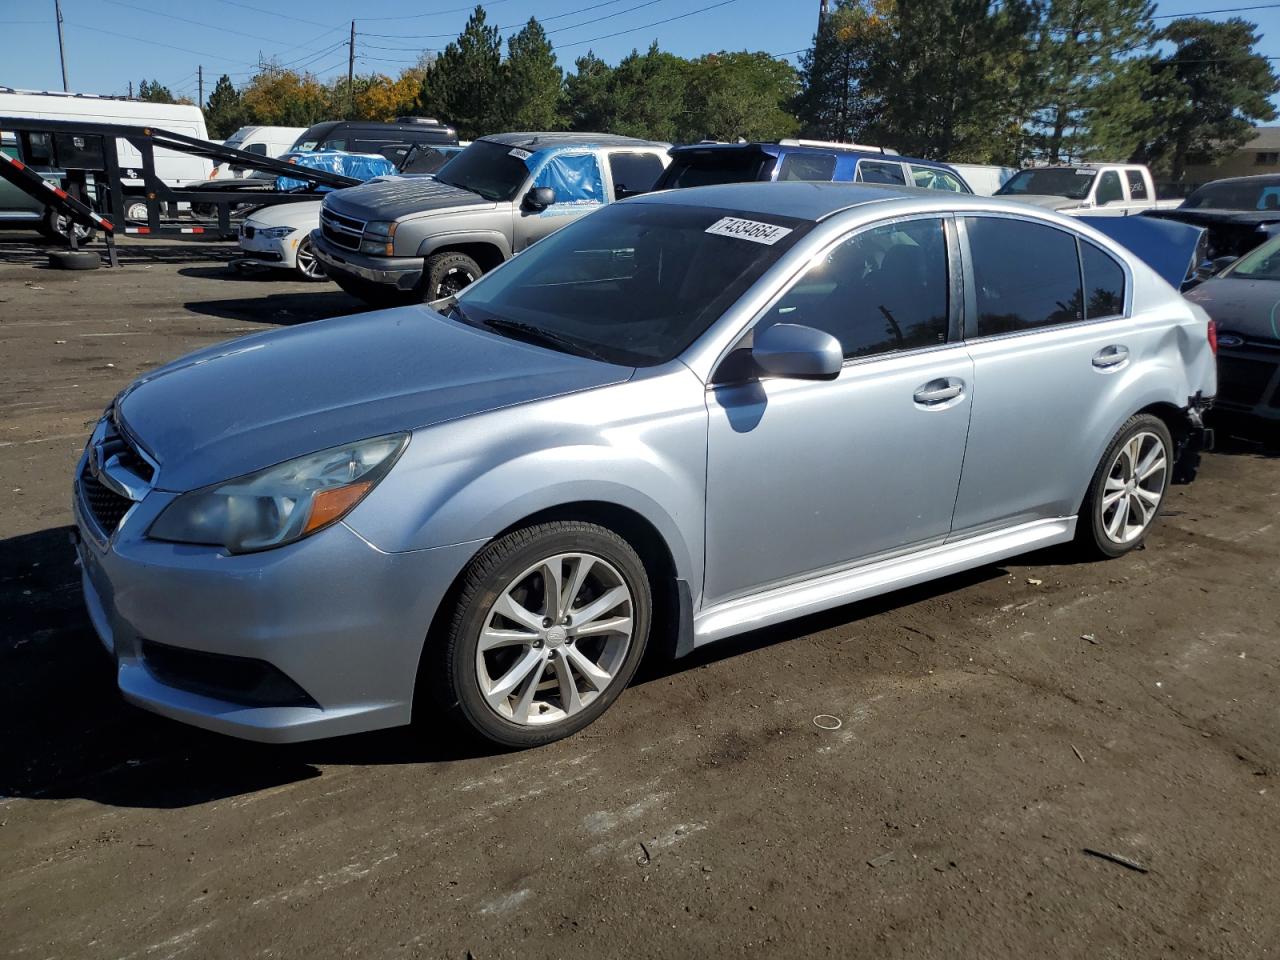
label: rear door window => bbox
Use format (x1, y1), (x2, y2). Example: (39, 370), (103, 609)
(964, 217), (1084, 336)
(656, 150), (776, 189)
(777, 152), (837, 181)
(243, 143), (267, 156)
(856, 159), (907, 186)
(761, 218), (950, 359)
(607, 152), (665, 198)
(1081, 241), (1126, 319)
(910, 165), (969, 193)
(1126, 170), (1148, 200)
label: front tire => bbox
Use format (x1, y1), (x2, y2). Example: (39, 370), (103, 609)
(430, 521), (652, 748)
(421, 251), (482, 302)
(1077, 413), (1173, 559)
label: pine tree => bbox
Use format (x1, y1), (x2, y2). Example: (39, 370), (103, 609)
(793, 2), (883, 142)
(607, 43), (689, 142)
(204, 74), (246, 139)
(498, 18), (564, 131)
(1028, 0), (1155, 162)
(419, 5), (502, 139)
(682, 52), (799, 143)
(563, 52), (614, 131)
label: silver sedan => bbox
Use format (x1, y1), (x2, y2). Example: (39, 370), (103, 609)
(72, 182), (1217, 748)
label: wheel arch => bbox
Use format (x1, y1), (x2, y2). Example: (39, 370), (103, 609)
(416, 233), (510, 272)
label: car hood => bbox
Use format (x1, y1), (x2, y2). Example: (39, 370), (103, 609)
(116, 307), (633, 492)
(1183, 276), (1280, 343)
(1003, 194), (1084, 211)
(244, 200), (323, 229)
(324, 177), (497, 222)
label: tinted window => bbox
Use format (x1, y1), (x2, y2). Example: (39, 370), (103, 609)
(435, 140), (532, 202)
(996, 168), (1095, 199)
(965, 217), (1083, 336)
(608, 152), (664, 198)
(762, 219), (949, 359)
(1096, 170), (1123, 205)
(243, 142), (267, 156)
(399, 146), (456, 175)
(857, 160), (906, 185)
(910, 165), (969, 193)
(456, 203), (813, 366)
(777, 152), (837, 181)
(1183, 179), (1280, 210)
(1126, 170), (1148, 200)
(655, 150), (775, 189)
(1080, 242), (1125, 318)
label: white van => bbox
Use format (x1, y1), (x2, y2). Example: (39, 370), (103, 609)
(213, 125), (306, 178)
(947, 162), (1018, 197)
(0, 87), (212, 217)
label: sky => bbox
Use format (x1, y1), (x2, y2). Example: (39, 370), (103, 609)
(0, 0), (1277, 106)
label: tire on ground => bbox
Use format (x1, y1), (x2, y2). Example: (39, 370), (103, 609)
(47, 250), (100, 271)
(426, 520), (653, 748)
(1076, 412), (1173, 560)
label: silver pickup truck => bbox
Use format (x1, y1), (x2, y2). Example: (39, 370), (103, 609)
(313, 132), (670, 305)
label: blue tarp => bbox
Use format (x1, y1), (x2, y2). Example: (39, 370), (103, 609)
(276, 151), (396, 192)
(526, 150), (605, 208)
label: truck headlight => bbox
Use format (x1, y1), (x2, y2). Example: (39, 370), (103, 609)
(260, 225), (297, 239)
(149, 434), (408, 554)
(360, 220), (397, 256)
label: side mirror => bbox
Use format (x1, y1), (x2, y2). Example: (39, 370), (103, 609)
(523, 186), (556, 211)
(751, 323), (842, 381)
(1210, 255), (1238, 274)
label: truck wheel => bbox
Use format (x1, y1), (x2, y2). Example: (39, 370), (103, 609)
(422, 251), (481, 302)
(48, 250), (100, 270)
(39, 209), (96, 245)
(125, 199), (149, 222)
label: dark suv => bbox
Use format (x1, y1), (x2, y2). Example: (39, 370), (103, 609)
(290, 118), (459, 168)
(655, 139), (972, 194)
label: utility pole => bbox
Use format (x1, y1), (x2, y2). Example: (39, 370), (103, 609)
(128, 80), (133, 99)
(198, 65), (203, 106)
(347, 21), (356, 117)
(54, 0), (69, 92)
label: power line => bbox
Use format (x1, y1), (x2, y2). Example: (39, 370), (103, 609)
(1151, 2), (1280, 17)
(206, 0), (330, 29)
(63, 22), (259, 65)
(354, 0), (519, 23)
(96, 0), (291, 45)
(362, 0), (658, 41)
(558, 0), (742, 49)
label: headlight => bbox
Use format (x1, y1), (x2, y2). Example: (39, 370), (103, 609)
(149, 434), (408, 554)
(360, 220), (397, 256)
(260, 225), (296, 239)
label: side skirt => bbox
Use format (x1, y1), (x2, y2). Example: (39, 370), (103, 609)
(692, 516), (1077, 647)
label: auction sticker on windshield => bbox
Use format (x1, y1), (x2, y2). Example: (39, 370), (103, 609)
(705, 217), (793, 245)
(509, 148), (533, 161)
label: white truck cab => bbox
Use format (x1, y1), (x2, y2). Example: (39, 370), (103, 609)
(994, 164), (1177, 216)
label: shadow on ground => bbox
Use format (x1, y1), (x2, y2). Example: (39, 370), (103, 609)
(0, 233), (238, 268)
(1, 521), (1016, 809)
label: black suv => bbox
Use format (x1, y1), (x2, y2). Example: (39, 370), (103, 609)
(290, 118), (459, 168)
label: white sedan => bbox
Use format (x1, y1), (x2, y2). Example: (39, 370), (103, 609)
(237, 200), (326, 281)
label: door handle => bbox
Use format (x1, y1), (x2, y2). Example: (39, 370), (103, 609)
(913, 378), (964, 406)
(1092, 345), (1130, 369)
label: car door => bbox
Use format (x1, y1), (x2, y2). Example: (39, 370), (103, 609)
(514, 151), (607, 251)
(703, 215), (974, 605)
(950, 214), (1139, 536)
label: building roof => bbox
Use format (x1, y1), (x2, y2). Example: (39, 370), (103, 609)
(1246, 127), (1280, 150)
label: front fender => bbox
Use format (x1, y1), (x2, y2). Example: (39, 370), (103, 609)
(415, 229), (512, 260)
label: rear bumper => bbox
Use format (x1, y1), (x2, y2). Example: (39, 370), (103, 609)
(312, 230), (422, 291)
(1173, 394), (1214, 485)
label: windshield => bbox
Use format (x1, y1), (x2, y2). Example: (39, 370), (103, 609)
(455, 202), (813, 366)
(434, 140), (532, 202)
(654, 150), (776, 189)
(1184, 179), (1280, 211)
(996, 168), (1096, 199)
(1226, 234), (1280, 279)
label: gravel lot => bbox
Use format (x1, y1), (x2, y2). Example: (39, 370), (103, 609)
(2, 233), (1278, 959)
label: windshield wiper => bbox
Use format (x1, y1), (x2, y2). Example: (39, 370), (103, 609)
(482, 317), (610, 362)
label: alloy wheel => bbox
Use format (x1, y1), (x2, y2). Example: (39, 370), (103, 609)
(296, 239), (325, 279)
(476, 552), (634, 726)
(435, 267), (476, 299)
(1101, 430), (1168, 544)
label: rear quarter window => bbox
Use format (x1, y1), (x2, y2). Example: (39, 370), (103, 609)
(1081, 241), (1126, 319)
(777, 152), (837, 182)
(857, 160), (906, 186)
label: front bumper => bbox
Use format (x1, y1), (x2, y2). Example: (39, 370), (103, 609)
(72, 465), (481, 743)
(1214, 346), (1280, 421)
(311, 230), (423, 291)
(238, 227), (294, 269)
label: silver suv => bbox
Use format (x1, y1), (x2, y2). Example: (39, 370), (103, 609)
(74, 183), (1216, 749)
(313, 132), (670, 304)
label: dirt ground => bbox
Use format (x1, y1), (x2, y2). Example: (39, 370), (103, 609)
(2, 232), (1279, 960)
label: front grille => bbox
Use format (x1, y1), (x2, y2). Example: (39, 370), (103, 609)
(80, 467), (133, 533)
(320, 208), (364, 251)
(1217, 354), (1278, 407)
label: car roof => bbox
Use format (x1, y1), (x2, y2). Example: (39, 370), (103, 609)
(667, 141), (951, 169)
(1190, 173), (1280, 189)
(480, 131), (667, 149)
(632, 180), (1037, 222)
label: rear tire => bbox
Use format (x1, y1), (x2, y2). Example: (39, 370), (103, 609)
(421, 251), (482, 302)
(427, 521), (652, 748)
(294, 236), (327, 281)
(1076, 413), (1173, 559)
